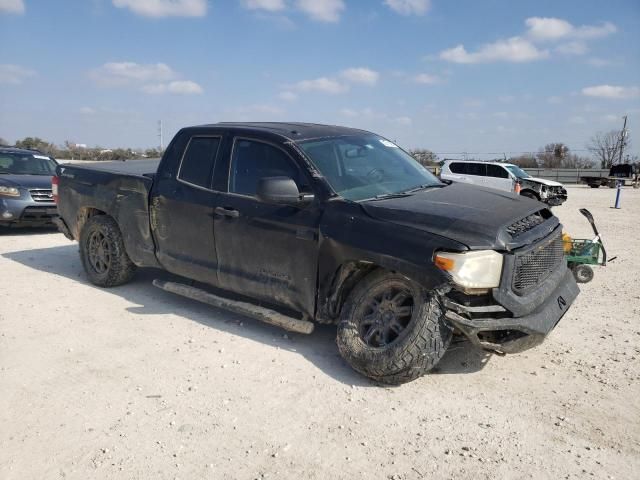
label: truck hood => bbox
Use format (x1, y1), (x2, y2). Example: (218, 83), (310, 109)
(360, 183), (554, 250)
(525, 177), (563, 187)
(0, 174), (53, 190)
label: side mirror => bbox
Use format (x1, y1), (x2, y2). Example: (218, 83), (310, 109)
(257, 176), (313, 205)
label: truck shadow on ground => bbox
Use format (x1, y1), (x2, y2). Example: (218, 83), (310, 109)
(3, 243), (492, 386)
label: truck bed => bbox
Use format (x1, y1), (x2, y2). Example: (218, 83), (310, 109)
(60, 159), (161, 176)
(56, 159), (161, 268)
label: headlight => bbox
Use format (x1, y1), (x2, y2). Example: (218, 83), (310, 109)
(434, 250), (503, 290)
(0, 186), (20, 197)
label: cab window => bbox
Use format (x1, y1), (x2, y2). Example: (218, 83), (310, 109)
(229, 139), (304, 197)
(178, 136), (221, 188)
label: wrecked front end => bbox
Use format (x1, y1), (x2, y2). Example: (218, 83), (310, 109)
(523, 179), (567, 206)
(440, 218), (579, 354)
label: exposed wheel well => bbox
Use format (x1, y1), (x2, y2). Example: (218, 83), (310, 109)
(320, 261), (386, 324)
(520, 189), (539, 200)
(74, 207), (107, 239)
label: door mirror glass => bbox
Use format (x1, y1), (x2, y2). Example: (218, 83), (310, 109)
(257, 176), (310, 205)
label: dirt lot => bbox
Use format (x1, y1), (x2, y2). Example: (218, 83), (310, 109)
(1, 185), (639, 480)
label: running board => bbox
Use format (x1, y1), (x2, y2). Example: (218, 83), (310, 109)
(152, 279), (315, 334)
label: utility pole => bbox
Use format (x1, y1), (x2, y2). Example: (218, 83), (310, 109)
(158, 120), (164, 151)
(617, 115), (627, 165)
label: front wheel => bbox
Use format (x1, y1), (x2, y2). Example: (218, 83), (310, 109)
(520, 191), (539, 200)
(337, 270), (452, 385)
(80, 215), (136, 287)
(572, 264), (594, 283)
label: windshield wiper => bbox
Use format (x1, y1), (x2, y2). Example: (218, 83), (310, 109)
(400, 183), (444, 194)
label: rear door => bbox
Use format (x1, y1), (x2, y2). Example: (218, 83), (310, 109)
(150, 133), (223, 284)
(211, 136), (321, 317)
(485, 164), (514, 192)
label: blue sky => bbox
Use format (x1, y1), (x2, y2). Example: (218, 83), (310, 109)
(1, 0), (639, 158)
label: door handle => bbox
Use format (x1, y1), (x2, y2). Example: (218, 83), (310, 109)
(215, 206), (240, 218)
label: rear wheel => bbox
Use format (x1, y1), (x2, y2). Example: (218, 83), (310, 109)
(337, 270), (452, 385)
(572, 264), (594, 283)
(80, 215), (136, 287)
(589, 184), (600, 188)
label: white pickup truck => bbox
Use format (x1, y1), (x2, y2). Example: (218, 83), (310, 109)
(440, 160), (567, 206)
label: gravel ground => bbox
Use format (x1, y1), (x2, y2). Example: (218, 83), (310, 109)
(1, 185), (639, 480)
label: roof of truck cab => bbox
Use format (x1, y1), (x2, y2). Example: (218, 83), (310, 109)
(192, 122), (372, 142)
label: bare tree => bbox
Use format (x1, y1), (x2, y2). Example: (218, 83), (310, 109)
(509, 154), (538, 168)
(536, 143), (568, 168)
(409, 149), (439, 166)
(587, 130), (624, 168)
(561, 153), (594, 169)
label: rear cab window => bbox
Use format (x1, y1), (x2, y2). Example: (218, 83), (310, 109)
(177, 136), (221, 189)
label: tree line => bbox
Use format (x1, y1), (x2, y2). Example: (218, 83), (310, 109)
(410, 129), (635, 170)
(0, 136), (163, 161)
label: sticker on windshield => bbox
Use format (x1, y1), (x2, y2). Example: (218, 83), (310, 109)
(379, 139), (398, 148)
(33, 154), (51, 160)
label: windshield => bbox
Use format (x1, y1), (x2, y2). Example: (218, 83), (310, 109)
(298, 135), (441, 201)
(505, 165), (530, 179)
(0, 153), (57, 175)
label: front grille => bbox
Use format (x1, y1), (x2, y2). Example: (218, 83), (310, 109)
(506, 210), (549, 237)
(512, 232), (564, 293)
(20, 206), (58, 222)
(29, 189), (55, 202)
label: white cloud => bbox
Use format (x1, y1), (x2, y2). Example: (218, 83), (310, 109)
(568, 115), (586, 125)
(0, 0), (24, 14)
(295, 0), (344, 22)
(79, 107), (97, 115)
(241, 0), (286, 12)
(384, 0), (430, 16)
(586, 57), (613, 68)
(547, 95), (563, 104)
(142, 80), (203, 95)
(601, 114), (620, 123)
(525, 17), (616, 41)
(440, 37), (549, 64)
(341, 67), (379, 85)
(339, 108), (358, 118)
(582, 85), (640, 100)
(0, 64), (35, 84)
(498, 95), (515, 103)
(392, 116), (412, 126)
(556, 41), (588, 55)
(89, 61), (201, 94)
(112, 0), (207, 18)
(412, 73), (439, 84)
(90, 62), (176, 87)
(291, 76), (348, 94)
(278, 91), (298, 101)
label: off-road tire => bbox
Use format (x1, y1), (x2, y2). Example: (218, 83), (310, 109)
(572, 264), (594, 284)
(337, 270), (452, 385)
(80, 215), (136, 287)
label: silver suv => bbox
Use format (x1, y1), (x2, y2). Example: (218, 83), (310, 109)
(440, 160), (567, 206)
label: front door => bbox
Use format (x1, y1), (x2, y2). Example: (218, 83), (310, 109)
(212, 137), (321, 317)
(485, 164), (515, 192)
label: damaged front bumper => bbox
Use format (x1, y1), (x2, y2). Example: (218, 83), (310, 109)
(443, 266), (579, 354)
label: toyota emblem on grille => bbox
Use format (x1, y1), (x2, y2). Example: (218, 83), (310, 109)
(557, 296), (567, 310)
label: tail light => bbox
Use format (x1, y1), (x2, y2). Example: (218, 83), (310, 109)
(52, 175), (59, 203)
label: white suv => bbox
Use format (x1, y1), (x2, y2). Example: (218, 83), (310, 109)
(439, 160), (567, 206)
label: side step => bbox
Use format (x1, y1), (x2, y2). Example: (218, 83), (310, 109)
(152, 279), (315, 334)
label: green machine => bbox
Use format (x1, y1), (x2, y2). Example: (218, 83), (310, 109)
(564, 209), (612, 283)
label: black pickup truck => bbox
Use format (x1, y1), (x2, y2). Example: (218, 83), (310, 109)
(54, 122), (579, 384)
